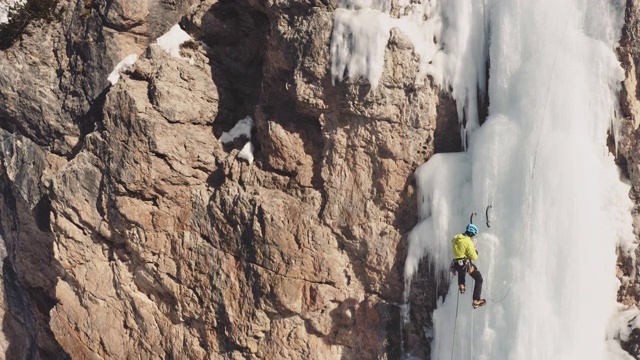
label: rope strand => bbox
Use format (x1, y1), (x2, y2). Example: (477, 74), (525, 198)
(450, 290), (461, 360)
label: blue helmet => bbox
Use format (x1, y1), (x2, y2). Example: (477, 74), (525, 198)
(466, 224), (479, 236)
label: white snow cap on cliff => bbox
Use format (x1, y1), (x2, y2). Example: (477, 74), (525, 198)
(156, 24), (191, 58)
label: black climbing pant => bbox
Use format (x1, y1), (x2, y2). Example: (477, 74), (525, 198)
(453, 260), (483, 301)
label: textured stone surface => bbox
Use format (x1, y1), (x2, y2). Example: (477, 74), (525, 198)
(16, 0), (640, 359)
(1, 0), (640, 358)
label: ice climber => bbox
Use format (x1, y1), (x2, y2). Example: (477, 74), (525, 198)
(450, 224), (486, 309)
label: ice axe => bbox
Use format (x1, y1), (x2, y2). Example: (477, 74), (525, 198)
(469, 205), (492, 228)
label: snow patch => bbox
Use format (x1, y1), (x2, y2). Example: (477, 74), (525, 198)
(219, 116), (255, 165)
(238, 142), (255, 164)
(107, 54), (138, 85)
(220, 116), (253, 144)
(156, 24), (191, 58)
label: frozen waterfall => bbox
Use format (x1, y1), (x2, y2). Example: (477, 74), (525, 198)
(331, 0), (638, 359)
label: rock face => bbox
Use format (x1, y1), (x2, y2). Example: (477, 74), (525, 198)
(1, 0), (639, 359)
(0, 0), (459, 358)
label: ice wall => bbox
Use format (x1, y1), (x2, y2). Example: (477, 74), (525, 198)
(404, 0), (637, 359)
(329, 0), (637, 357)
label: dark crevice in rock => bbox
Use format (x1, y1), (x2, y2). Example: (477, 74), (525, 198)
(622, 327), (640, 359)
(478, 48), (490, 127)
(96, 173), (109, 221)
(151, 150), (174, 169)
(69, 86), (109, 160)
(3, 259), (70, 360)
(434, 90), (463, 154)
(317, 187), (329, 219)
(0, 171), (66, 359)
(183, 0), (269, 138)
(164, 271), (183, 286)
(32, 196), (52, 233)
(2, 259), (37, 360)
(62, 1), (112, 122)
(256, 205), (267, 239)
(207, 167), (227, 188)
(382, 301), (403, 359)
(25, 286), (57, 322)
(214, 307), (243, 353)
(403, 260), (449, 359)
(187, 283), (205, 308)
(610, 129), (631, 180)
(393, 173), (418, 234)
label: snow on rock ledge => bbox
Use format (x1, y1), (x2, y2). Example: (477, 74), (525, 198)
(156, 24), (191, 58)
(107, 54), (138, 85)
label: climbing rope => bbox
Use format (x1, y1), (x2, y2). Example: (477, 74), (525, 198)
(471, 282), (475, 360)
(450, 290), (461, 360)
(485, 284), (511, 303)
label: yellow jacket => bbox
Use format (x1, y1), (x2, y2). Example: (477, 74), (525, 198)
(452, 233), (478, 260)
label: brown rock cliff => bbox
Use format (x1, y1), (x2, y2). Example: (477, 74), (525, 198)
(0, 0), (459, 358)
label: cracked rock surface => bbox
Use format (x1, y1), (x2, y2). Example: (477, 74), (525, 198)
(0, 0), (458, 358)
(4, 0), (640, 359)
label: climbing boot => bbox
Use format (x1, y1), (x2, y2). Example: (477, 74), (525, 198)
(472, 299), (486, 309)
(459, 284), (465, 294)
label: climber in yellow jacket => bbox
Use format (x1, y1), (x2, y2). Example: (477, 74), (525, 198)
(450, 224), (486, 309)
